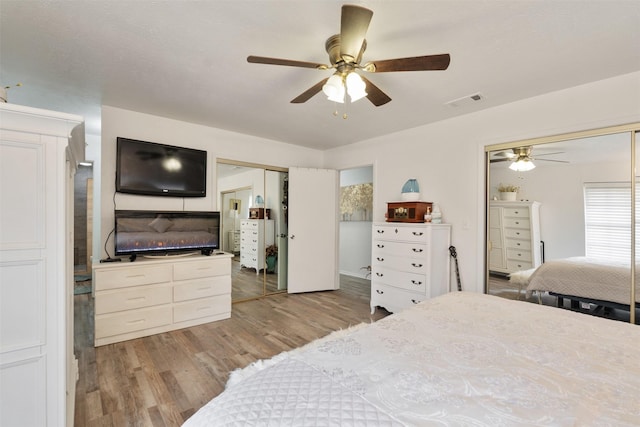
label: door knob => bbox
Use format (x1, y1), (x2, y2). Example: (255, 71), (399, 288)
(290, 235), (295, 239)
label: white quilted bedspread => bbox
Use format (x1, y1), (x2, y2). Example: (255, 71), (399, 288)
(183, 292), (640, 427)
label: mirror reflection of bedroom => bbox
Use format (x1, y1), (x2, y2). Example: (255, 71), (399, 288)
(217, 162), (288, 302)
(486, 127), (639, 323)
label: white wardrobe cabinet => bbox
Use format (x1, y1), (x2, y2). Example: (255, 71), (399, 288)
(0, 103), (84, 427)
(488, 201), (542, 275)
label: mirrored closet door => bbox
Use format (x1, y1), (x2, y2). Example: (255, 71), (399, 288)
(485, 124), (639, 324)
(217, 160), (288, 302)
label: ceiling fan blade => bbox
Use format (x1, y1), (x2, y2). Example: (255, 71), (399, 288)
(290, 78), (329, 103)
(536, 158), (570, 163)
(360, 75), (391, 106)
(368, 54), (451, 72)
(533, 151), (565, 157)
(490, 158), (512, 163)
(340, 5), (373, 63)
(247, 55), (327, 69)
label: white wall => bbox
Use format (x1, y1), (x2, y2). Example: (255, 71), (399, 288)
(340, 166), (373, 278)
(97, 106), (323, 262)
(324, 72), (640, 293)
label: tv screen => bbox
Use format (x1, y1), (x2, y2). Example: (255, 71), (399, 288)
(114, 210), (220, 257)
(116, 137), (207, 197)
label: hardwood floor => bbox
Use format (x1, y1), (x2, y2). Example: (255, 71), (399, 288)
(74, 275), (388, 426)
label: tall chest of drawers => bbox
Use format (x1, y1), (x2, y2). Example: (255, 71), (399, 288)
(488, 201), (541, 274)
(240, 219), (275, 274)
(371, 223), (451, 314)
(93, 254), (232, 346)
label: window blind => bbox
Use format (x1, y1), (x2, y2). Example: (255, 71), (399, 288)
(583, 182), (636, 261)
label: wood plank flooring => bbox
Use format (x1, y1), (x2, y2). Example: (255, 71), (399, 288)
(74, 275), (388, 426)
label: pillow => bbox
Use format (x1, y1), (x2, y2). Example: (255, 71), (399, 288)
(149, 217), (173, 233)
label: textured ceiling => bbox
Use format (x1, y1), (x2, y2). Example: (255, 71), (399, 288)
(1, 1), (639, 150)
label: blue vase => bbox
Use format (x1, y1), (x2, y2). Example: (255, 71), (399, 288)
(401, 179), (420, 201)
(402, 179), (419, 193)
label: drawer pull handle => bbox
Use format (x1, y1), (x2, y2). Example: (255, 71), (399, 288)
(411, 263), (423, 268)
(376, 272), (384, 277)
(197, 306), (209, 311)
(514, 211), (519, 214)
(516, 243), (521, 246)
(376, 257), (384, 261)
(377, 244), (384, 248)
(515, 221), (520, 224)
(412, 232), (424, 236)
(516, 232), (521, 235)
(126, 274), (146, 278)
(411, 280), (423, 285)
(376, 289), (384, 294)
(412, 248), (423, 253)
(411, 299), (420, 304)
(127, 297), (146, 302)
(126, 319), (145, 325)
(198, 287), (210, 291)
(377, 230), (385, 234)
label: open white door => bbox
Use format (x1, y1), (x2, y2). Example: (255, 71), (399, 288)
(287, 167), (339, 293)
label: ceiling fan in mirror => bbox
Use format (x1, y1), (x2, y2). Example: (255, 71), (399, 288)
(491, 146), (568, 171)
(246, 4), (450, 116)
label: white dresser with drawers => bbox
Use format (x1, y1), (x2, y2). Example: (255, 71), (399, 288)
(240, 219), (275, 274)
(488, 201), (541, 275)
(93, 253), (232, 346)
(371, 222), (451, 314)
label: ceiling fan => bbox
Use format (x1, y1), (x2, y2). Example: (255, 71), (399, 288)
(491, 146), (568, 171)
(247, 4), (450, 107)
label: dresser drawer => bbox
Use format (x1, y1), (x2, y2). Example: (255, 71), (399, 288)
(372, 266), (427, 293)
(173, 276), (230, 302)
(506, 248), (531, 261)
(504, 238), (529, 250)
(373, 225), (428, 243)
(173, 294), (231, 323)
(503, 218), (530, 229)
(95, 264), (172, 291)
(372, 253), (427, 275)
(95, 305), (172, 339)
(95, 283), (172, 315)
(507, 259), (533, 271)
(504, 228), (531, 240)
(241, 220), (259, 230)
(174, 258), (230, 280)
(503, 208), (530, 219)
(371, 283), (424, 313)
(373, 240), (427, 259)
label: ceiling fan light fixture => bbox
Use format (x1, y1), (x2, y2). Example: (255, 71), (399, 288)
(509, 158), (536, 172)
(346, 71), (367, 102)
(322, 74), (345, 103)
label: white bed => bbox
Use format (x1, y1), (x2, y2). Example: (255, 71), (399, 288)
(526, 256), (640, 306)
(183, 292), (640, 426)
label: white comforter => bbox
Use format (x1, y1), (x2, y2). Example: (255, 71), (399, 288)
(183, 292), (640, 427)
(526, 256), (640, 304)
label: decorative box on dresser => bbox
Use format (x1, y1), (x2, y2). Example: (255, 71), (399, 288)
(93, 253), (233, 346)
(240, 219), (274, 274)
(0, 103), (84, 427)
(488, 201), (542, 275)
(371, 222), (451, 314)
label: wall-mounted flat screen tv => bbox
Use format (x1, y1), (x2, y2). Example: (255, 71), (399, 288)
(114, 210), (220, 257)
(116, 137), (207, 197)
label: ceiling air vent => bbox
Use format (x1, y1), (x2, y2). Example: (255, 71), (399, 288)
(445, 92), (485, 108)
